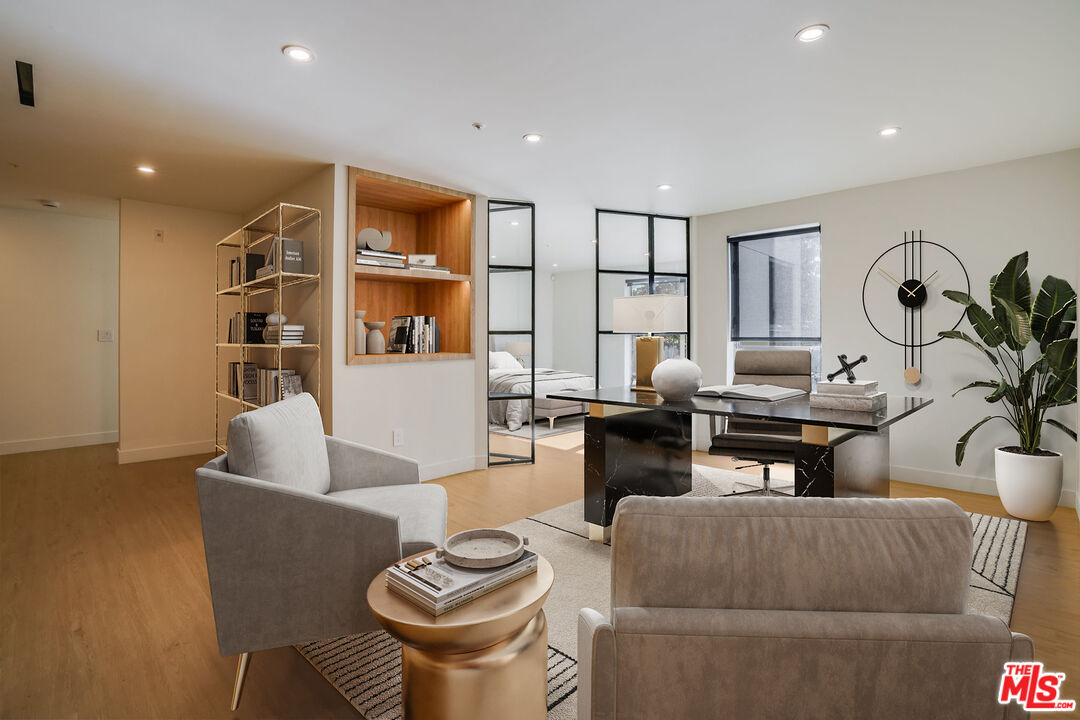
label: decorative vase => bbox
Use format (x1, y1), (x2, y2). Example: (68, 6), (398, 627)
(354, 311), (367, 355)
(651, 358), (702, 401)
(994, 447), (1063, 521)
(365, 321), (386, 354)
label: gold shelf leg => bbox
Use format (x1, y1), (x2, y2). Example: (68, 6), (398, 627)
(230, 652), (251, 711)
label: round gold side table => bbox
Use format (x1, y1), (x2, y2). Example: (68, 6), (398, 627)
(367, 553), (554, 720)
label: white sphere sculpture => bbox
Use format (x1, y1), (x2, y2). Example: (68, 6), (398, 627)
(651, 358), (702, 401)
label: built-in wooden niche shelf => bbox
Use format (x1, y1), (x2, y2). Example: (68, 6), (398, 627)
(347, 168), (475, 365)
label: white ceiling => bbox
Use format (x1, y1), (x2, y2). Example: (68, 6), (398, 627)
(2, 0), (1078, 267)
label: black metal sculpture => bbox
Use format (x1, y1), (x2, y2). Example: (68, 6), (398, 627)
(827, 354), (868, 383)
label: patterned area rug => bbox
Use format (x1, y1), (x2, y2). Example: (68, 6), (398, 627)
(298, 466), (1026, 719)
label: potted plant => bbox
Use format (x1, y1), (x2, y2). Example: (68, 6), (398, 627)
(939, 251), (1076, 521)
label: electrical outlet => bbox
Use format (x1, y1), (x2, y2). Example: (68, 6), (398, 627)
(153, 229), (164, 242)
(393, 429), (405, 447)
(97, 329), (113, 342)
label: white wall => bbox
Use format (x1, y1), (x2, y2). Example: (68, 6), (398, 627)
(117, 200), (240, 463)
(694, 149), (1080, 507)
(552, 269), (595, 376)
(332, 168), (486, 479)
(0, 205), (119, 453)
(534, 271), (553, 368)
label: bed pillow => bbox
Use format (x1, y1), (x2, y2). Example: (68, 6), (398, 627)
(489, 351), (523, 370)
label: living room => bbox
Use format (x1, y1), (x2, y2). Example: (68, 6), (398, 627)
(1, 1), (1078, 718)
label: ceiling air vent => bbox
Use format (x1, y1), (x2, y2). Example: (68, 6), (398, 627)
(16, 61), (34, 107)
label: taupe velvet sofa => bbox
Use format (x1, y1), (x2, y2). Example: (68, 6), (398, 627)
(195, 393), (447, 709)
(578, 496), (1031, 720)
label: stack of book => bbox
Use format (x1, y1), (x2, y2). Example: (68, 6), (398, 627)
(226, 312), (267, 344)
(810, 380), (886, 412)
(406, 255), (451, 273)
(388, 315), (440, 353)
(227, 362), (258, 402)
(386, 550), (538, 616)
(255, 368), (302, 406)
(356, 248), (407, 268)
(255, 237), (304, 278)
(263, 324), (305, 345)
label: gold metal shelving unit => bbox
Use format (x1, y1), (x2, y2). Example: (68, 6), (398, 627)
(214, 203), (322, 454)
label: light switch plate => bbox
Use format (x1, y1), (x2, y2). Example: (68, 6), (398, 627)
(393, 429), (405, 447)
(98, 329), (113, 342)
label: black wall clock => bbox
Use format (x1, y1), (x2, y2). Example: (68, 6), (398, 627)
(861, 230), (970, 385)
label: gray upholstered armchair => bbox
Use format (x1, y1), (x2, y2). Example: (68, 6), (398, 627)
(578, 496), (1032, 720)
(195, 393), (447, 710)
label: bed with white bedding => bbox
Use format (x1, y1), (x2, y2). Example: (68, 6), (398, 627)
(488, 366), (594, 431)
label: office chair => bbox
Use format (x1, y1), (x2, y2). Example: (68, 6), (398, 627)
(708, 349), (812, 496)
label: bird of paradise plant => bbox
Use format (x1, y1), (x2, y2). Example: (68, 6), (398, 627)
(939, 252), (1077, 465)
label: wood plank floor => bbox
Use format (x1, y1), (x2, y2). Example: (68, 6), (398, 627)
(2, 437), (1077, 718)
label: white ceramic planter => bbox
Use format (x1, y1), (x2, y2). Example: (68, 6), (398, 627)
(994, 446), (1063, 522)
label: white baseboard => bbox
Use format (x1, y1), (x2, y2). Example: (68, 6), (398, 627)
(891, 463), (1077, 509)
(420, 456), (484, 482)
(117, 439), (216, 465)
(0, 430), (118, 455)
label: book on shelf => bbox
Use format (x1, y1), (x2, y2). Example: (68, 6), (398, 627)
(281, 374), (303, 399)
(815, 380), (879, 396)
(243, 253), (265, 282)
(695, 384), (806, 402)
(386, 550), (538, 616)
(256, 368), (298, 406)
(254, 265), (275, 279)
(226, 362), (257, 401)
(357, 249), (406, 260)
(264, 237), (305, 274)
(406, 264), (451, 273)
(388, 315), (440, 353)
(356, 257), (406, 268)
(245, 313), (268, 344)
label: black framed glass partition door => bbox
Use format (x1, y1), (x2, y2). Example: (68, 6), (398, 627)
(595, 209), (690, 387)
(487, 200), (536, 466)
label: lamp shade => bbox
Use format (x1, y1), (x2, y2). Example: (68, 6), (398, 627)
(612, 294), (687, 334)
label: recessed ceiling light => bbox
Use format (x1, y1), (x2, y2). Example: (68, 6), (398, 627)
(510, 220), (520, 226)
(522, 133), (542, 143)
(796, 24), (829, 42)
(879, 126), (901, 137)
(136, 165), (156, 174)
(552, 263), (559, 268)
(282, 45), (314, 63)
(656, 184), (673, 191)
(491, 255), (497, 259)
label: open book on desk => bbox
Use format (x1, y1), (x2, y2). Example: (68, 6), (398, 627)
(695, 384), (807, 402)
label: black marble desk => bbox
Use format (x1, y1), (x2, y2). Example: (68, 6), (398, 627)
(546, 387), (933, 539)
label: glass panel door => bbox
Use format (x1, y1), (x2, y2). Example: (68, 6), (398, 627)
(488, 201), (536, 466)
(595, 210), (690, 387)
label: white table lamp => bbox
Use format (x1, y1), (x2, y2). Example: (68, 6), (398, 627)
(612, 294), (688, 391)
